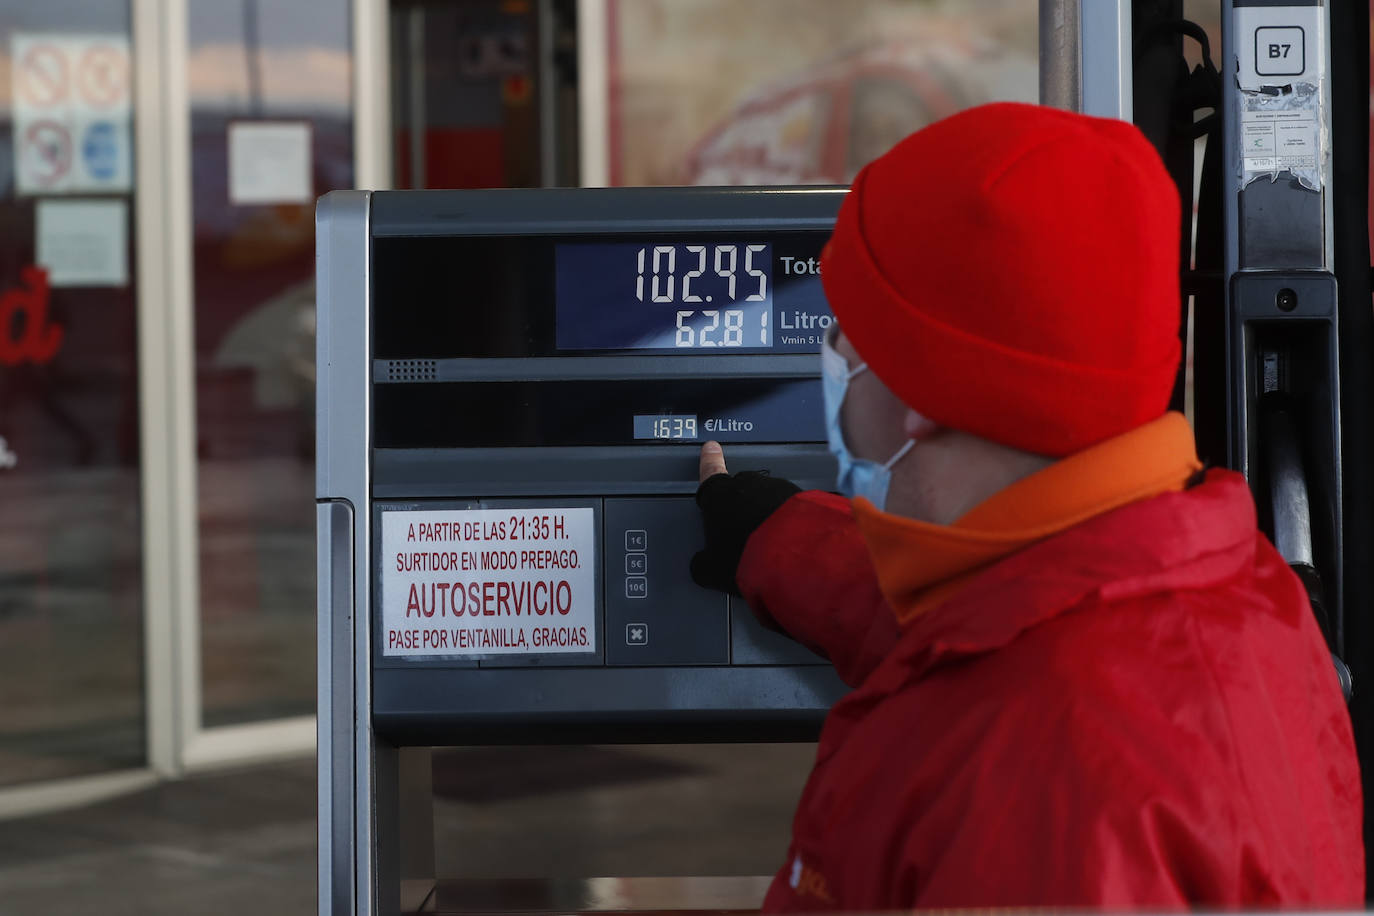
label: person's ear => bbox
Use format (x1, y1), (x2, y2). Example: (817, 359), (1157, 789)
(903, 408), (941, 442)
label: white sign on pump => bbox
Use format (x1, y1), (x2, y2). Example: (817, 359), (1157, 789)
(380, 508), (597, 657)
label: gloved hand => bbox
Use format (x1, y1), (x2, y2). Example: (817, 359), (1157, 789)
(691, 442), (802, 595)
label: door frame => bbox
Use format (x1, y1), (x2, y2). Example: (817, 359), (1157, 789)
(0, 0), (189, 816)
(172, 0), (395, 773)
(143, 0), (319, 777)
(0, 0), (382, 817)
(0, 0), (413, 819)
(167, 0), (393, 775)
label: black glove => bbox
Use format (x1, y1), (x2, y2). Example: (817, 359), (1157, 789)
(691, 470), (802, 595)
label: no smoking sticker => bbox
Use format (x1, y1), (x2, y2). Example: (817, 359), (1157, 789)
(21, 121), (72, 188)
(77, 44), (129, 108)
(380, 508), (597, 657)
(11, 33), (131, 195)
(17, 44), (68, 107)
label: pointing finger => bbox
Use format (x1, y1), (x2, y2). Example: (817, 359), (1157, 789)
(699, 440), (728, 483)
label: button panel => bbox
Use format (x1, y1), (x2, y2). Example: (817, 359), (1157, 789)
(604, 498), (728, 666)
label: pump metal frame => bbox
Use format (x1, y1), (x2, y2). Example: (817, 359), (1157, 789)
(1040, 0), (1132, 120)
(318, 187), (853, 916)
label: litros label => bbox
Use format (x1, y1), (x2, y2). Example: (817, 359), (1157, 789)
(380, 508), (596, 657)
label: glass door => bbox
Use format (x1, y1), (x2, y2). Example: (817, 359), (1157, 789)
(186, 0), (353, 731)
(0, 0), (144, 787)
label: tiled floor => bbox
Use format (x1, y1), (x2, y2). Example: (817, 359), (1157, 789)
(0, 743), (815, 915)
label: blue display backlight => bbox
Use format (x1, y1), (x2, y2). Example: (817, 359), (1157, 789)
(557, 242), (774, 351)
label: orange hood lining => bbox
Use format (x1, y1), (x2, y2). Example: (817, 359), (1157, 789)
(852, 412), (1203, 626)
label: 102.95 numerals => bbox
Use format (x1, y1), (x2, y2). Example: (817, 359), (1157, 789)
(636, 244), (768, 304)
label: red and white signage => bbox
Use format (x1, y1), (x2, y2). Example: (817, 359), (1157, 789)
(380, 508), (597, 657)
(16, 43), (69, 108)
(18, 120), (73, 190)
(11, 33), (132, 195)
(76, 42), (130, 109)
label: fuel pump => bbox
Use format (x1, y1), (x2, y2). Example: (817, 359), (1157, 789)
(319, 3), (1374, 913)
(317, 188), (851, 915)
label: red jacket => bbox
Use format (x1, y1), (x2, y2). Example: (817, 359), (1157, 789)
(739, 471), (1362, 909)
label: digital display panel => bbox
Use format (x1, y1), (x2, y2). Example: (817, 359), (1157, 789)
(634, 415), (699, 440)
(372, 233), (833, 359)
(373, 379), (824, 448)
(554, 241), (830, 353)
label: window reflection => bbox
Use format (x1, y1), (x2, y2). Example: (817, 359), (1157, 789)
(609, 0), (1039, 187)
(391, 0), (544, 189)
(0, 0), (143, 787)
(188, 0), (352, 727)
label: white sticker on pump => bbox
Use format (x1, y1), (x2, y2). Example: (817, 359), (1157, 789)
(380, 508), (597, 657)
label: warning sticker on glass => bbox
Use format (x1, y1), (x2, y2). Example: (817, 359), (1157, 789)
(380, 508), (596, 657)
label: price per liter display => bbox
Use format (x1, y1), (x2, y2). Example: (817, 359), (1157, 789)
(633, 415), (700, 441)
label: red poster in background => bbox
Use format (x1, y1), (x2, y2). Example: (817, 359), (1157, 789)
(603, 0), (1037, 187)
(0, 267), (63, 367)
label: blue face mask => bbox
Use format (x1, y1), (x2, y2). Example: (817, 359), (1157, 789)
(821, 328), (914, 511)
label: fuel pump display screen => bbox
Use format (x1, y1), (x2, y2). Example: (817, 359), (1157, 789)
(369, 194), (842, 450)
(634, 415), (699, 440)
(556, 243), (774, 350)
(371, 231), (831, 360)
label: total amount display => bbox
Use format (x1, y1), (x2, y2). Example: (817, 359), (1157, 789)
(638, 245), (768, 348)
(555, 242), (774, 351)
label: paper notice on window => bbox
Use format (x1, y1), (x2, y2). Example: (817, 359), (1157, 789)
(228, 121), (313, 205)
(35, 198), (128, 287)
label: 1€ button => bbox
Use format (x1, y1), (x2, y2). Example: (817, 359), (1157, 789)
(625, 530), (648, 552)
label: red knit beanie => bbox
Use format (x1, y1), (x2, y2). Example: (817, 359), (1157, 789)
(821, 102), (1182, 457)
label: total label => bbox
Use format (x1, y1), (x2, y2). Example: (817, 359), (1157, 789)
(381, 507), (596, 657)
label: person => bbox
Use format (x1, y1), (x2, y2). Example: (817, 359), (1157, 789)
(690, 102), (1363, 909)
